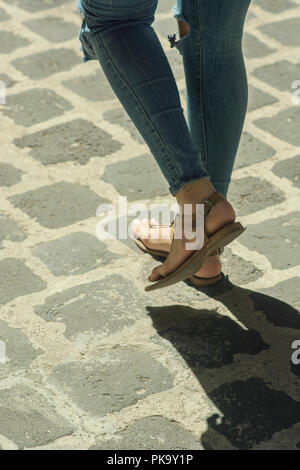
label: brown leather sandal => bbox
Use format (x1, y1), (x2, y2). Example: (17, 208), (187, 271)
(134, 221), (223, 287)
(144, 191), (246, 292)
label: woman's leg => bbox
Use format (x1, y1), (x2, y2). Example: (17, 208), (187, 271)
(171, 0), (251, 197)
(133, 0), (250, 279)
(148, 0), (251, 282)
(77, 0), (240, 282)
(78, 0), (209, 196)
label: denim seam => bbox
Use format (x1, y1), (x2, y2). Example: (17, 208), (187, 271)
(195, 0), (209, 171)
(92, 28), (183, 182)
(118, 26), (183, 179)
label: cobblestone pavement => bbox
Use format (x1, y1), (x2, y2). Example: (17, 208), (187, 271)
(0, 0), (299, 451)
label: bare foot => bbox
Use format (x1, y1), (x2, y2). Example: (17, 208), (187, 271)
(132, 218), (222, 279)
(147, 197), (235, 282)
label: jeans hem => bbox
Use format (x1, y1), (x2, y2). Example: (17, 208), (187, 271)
(169, 173), (210, 196)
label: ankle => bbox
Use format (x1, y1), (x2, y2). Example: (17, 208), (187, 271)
(176, 178), (216, 210)
(205, 199), (236, 236)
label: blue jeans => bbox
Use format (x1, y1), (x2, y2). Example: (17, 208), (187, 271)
(76, 0), (250, 196)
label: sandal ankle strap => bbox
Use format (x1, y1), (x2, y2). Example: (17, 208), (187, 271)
(201, 191), (225, 217)
(150, 192), (225, 250)
(150, 193), (224, 230)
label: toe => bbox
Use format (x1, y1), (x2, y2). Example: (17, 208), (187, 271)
(132, 218), (142, 238)
(140, 223), (151, 240)
(132, 219), (151, 240)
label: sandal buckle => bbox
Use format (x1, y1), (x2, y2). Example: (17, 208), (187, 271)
(203, 199), (215, 208)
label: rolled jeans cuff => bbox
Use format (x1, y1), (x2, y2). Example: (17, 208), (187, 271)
(169, 172), (210, 196)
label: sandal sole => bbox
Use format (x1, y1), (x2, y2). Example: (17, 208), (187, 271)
(134, 239), (223, 287)
(145, 222), (245, 292)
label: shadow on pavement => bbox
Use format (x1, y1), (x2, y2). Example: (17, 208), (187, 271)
(147, 277), (300, 449)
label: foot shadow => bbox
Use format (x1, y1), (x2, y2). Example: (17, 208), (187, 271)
(147, 277), (300, 450)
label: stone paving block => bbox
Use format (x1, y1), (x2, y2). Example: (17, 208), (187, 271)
(234, 132), (275, 170)
(259, 18), (300, 47)
(33, 232), (119, 276)
(254, 107), (300, 147)
(0, 258), (46, 305)
(253, 61), (300, 92)
(222, 247), (263, 285)
(250, 278), (300, 328)
(91, 416), (203, 450)
(149, 307), (268, 370)
(2, 0), (73, 13)
(0, 31), (30, 54)
(12, 49), (79, 80)
(35, 275), (145, 341)
(0, 162), (23, 187)
(253, 0), (297, 13)
(247, 85), (278, 112)
(0, 385), (73, 449)
(103, 107), (145, 144)
(272, 155), (300, 189)
(0, 213), (26, 244)
(243, 33), (275, 59)
(23, 16), (78, 43)
(49, 348), (174, 416)
(8, 182), (107, 229)
(240, 211), (300, 270)
(3, 88), (72, 127)
(0, 6), (10, 21)
(62, 70), (115, 102)
(209, 378), (300, 449)
(102, 153), (169, 200)
(227, 177), (285, 217)
(0, 320), (42, 377)
(13, 118), (122, 165)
